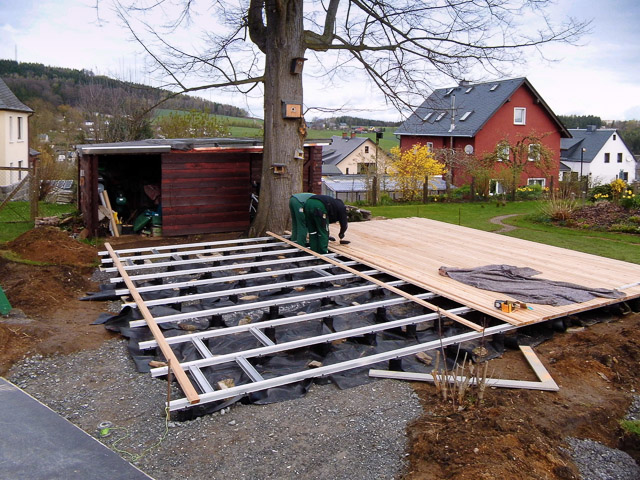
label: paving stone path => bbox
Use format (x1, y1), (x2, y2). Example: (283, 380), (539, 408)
(489, 213), (521, 233)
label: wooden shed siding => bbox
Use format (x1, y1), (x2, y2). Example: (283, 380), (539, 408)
(161, 152), (251, 236)
(79, 154), (98, 236)
(304, 145), (323, 194)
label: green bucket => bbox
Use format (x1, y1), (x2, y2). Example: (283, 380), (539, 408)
(0, 286), (11, 315)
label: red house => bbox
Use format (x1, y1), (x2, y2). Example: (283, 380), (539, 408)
(395, 77), (570, 193)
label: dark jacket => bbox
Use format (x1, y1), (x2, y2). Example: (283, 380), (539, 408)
(310, 195), (349, 239)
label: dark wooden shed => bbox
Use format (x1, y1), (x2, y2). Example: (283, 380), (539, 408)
(77, 138), (325, 237)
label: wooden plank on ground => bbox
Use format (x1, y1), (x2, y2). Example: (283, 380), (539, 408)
(329, 217), (640, 326)
(104, 242), (200, 405)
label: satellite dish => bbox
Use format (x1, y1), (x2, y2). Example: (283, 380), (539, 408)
(464, 144), (474, 154)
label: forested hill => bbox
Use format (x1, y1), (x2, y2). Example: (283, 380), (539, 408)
(0, 60), (247, 117)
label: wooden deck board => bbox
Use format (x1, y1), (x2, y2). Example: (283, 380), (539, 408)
(330, 218), (640, 326)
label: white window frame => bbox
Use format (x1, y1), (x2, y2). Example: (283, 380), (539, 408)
(498, 146), (509, 162)
(9, 115), (14, 142)
(514, 107), (526, 125)
(528, 143), (540, 162)
(426, 142), (434, 150)
(490, 179), (504, 195)
(17, 116), (24, 141)
(527, 178), (546, 187)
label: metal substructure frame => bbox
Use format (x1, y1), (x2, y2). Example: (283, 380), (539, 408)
(100, 235), (520, 413)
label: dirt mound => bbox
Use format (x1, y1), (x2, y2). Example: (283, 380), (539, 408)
(7, 227), (99, 267)
(405, 313), (640, 479)
(571, 202), (640, 229)
(0, 258), (92, 313)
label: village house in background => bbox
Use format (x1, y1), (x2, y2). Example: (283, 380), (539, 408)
(0, 78), (32, 188)
(395, 77), (570, 194)
(561, 126), (637, 185)
(321, 133), (390, 176)
(319, 133), (427, 202)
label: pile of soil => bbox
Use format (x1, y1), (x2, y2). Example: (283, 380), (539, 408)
(6, 226), (99, 268)
(0, 228), (115, 375)
(569, 202), (640, 230)
(404, 312), (640, 479)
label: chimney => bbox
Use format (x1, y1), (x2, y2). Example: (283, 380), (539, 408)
(351, 132), (356, 139)
(586, 125), (597, 133)
(342, 132), (347, 139)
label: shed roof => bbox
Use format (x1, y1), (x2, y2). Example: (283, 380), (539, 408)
(78, 137), (330, 155)
(0, 78), (33, 113)
(396, 77), (570, 138)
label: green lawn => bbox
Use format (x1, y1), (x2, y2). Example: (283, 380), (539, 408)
(365, 200), (640, 264)
(0, 202), (77, 243)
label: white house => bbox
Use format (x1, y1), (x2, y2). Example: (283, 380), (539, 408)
(322, 134), (390, 176)
(0, 78), (33, 187)
(560, 126), (636, 185)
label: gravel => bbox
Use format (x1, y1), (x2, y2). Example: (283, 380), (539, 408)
(565, 438), (640, 480)
(8, 339), (423, 480)
(563, 394), (640, 480)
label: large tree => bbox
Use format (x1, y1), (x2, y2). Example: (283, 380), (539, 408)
(111, 0), (587, 235)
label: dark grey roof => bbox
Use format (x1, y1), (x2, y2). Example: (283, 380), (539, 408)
(396, 77), (569, 138)
(561, 129), (622, 163)
(322, 164), (343, 176)
(322, 135), (369, 166)
(0, 78), (33, 113)
(559, 162), (571, 172)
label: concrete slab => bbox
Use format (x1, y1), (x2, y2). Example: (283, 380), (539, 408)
(0, 377), (153, 480)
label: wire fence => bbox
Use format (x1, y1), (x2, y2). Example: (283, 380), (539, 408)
(0, 166), (34, 224)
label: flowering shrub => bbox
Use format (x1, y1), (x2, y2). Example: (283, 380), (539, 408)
(515, 184), (544, 200)
(589, 184), (612, 202)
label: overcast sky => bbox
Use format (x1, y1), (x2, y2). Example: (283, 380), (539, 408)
(1, 0), (639, 122)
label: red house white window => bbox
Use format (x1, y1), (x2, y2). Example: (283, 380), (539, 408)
(514, 107), (526, 125)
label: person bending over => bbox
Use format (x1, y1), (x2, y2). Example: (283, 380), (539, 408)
(303, 195), (349, 254)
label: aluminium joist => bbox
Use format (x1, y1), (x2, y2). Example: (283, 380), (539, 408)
(138, 291), (439, 350)
(100, 240), (288, 265)
(122, 269), (381, 308)
(149, 307), (473, 377)
(114, 261), (360, 296)
(99, 235), (278, 259)
(168, 322), (516, 411)
(128, 279), (407, 327)
(102, 247), (302, 273)
(110, 254), (342, 283)
(101, 236), (492, 414)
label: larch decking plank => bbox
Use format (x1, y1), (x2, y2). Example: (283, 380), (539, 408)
(330, 218), (640, 326)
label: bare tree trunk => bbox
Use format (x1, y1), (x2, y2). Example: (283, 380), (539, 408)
(249, 0), (305, 237)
